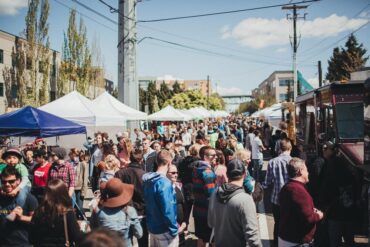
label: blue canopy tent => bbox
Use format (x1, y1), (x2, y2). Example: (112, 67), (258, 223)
(0, 106), (86, 137)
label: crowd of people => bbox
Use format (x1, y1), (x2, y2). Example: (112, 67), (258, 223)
(0, 116), (359, 247)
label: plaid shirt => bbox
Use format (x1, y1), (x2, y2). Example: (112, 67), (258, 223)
(263, 153), (291, 205)
(49, 161), (75, 188)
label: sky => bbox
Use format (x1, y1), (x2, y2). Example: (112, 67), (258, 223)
(0, 0), (369, 96)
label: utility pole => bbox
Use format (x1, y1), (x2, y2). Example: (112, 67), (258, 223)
(318, 60), (323, 87)
(118, 0), (138, 110)
(282, 4), (307, 101)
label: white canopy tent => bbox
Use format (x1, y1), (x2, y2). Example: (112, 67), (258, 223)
(147, 105), (192, 121)
(39, 91), (127, 127)
(93, 92), (147, 120)
(39, 91), (127, 148)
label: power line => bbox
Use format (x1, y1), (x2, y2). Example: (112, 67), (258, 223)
(299, 3), (370, 55)
(139, 36), (307, 66)
(71, 0), (118, 24)
(300, 18), (370, 61)
(97, 0), (136, 21)
(52, 0), (117, 32)
(137, 0), (320, 23)
(138, 24), (291, 63)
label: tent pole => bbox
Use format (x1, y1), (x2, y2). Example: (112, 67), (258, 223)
(19, 137), (20, 145)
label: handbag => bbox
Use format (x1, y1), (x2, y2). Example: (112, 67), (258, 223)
(63, 213), (70, 247)
(252, 182), (264, 202)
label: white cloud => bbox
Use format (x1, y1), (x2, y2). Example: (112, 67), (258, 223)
(0, 0), (28, 16)
(214, 86), (245, 96)
(307, 77), (319, 89)
(276, 47), (288, 53)
(221, 14), (368, 49)
(156, 75), (183, 81)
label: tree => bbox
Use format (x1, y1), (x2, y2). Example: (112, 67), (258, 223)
(158, 82), (173, 108)
(326, 34), (368, 81)
(152, 95), (160, 113)
(139, 87), (146, 112)
(146, 81), (157, 113)
(172, 81), (183, 94)
(59, 9), (92, 97)
(238, 100), (259, 115)
(163, 90), (224, 110)
(25, 0), (50, 106)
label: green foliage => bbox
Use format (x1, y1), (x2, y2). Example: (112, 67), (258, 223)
(152, 95), (160, 113)
(163, 90), (224, 110)
(59, 9), (92, 97)
(172, 81), (183, 94)
(146, 81), (157, 113)
(157, 82), (174, 108)
(326, 34), (368, 82)
(21, 0), (51, 106)
(238, 100), (259, 115)
(139, 87), (146, 112)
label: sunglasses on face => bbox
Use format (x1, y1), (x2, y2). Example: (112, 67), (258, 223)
(1, 179), (17, 185)
(168, 172), (178, 175)
(207, 154), (217, 158)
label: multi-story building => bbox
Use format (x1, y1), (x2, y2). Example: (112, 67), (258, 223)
(138, 76), (212, 97)
(0, 29), (111, 113)
(0, 29), (61, 113)
(253, 70), (294, 103)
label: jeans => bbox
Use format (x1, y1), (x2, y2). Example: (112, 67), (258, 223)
(15, 186), (30, 208)
(149, 232), (179, 247)
(73, 190), (85, 219)
(272, 203), (280, 247)
(137, 217), (149, 247)
(252, 159), (263, 182)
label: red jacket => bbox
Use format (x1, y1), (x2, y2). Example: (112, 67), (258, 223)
(279, 180), (321, 243)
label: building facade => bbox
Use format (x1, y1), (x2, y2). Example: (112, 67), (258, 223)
(252, 70), (294, 103)
(0, 30), (61, 113)
(0, 29), (111, 113)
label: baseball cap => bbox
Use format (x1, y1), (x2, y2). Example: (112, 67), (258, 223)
(226, 159), (246, 179)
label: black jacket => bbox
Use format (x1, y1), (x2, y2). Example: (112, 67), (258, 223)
(115, 163), (146, 215)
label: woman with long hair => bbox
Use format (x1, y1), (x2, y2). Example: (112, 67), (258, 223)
(30, 179), (84, 246)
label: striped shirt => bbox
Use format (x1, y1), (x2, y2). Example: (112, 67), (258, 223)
(263, 153), (291, 205)
(192, 161), (216, 218)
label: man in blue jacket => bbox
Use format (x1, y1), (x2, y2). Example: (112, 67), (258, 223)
(143, 150), (178, 247)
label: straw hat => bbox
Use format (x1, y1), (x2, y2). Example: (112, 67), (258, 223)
(100, 178), (134, 208)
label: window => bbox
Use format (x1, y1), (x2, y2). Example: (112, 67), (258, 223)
(0, 49), (3, 64)
(279, 79), (293, 86)
(336, 103), (364, 139)
(50, 91), (56, 101)
(279, 93), (288, 101)
(0, 83), (4, 97)
(51, 64), (56, 76)
(11, 55), (16, 67)
(26, 57), (32, 70)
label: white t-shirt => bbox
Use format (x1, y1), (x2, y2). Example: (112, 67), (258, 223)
(182, 132), (192, 146)
(252, 136), (263, 160)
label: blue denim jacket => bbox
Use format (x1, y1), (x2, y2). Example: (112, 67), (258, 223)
(91, 206), (143, 247)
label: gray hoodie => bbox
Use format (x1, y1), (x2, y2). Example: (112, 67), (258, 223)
(208, 183), (262, 247)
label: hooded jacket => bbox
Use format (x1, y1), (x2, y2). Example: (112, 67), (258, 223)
(142, 172), (178, 236)
(208, 183), (262, 247)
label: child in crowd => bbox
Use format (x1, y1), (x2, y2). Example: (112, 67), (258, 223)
(1, 147), (31, 207)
